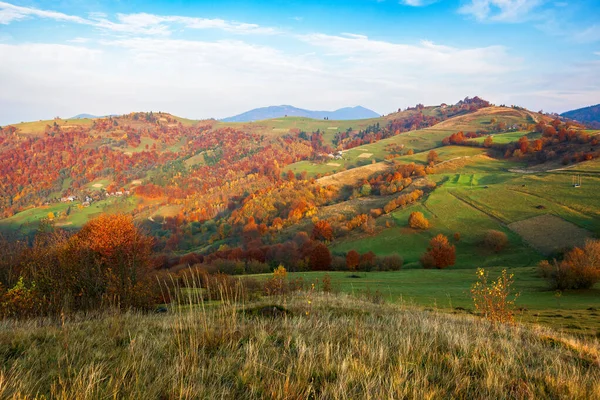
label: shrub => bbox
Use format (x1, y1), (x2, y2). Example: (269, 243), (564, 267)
(378, 254), (403, 271)
(483, 230), (508, 252)
(419, 253), (436, 269)
(471, 268), (519, 325)
(264, 265), (288, 296)
(322, 273), (332, 293)
(420, 234), (455, 269)
(331, 256), (347, 271)
(408, 212), (430, 229)
(246, 260), (271, 275)
(539, 240), (600, 290)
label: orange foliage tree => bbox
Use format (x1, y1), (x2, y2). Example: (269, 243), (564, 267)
(420, 234), (456, 269)
(408, 212), (430, 229)
(312, 220), (334, 242)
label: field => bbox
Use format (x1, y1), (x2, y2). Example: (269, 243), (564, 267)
(509, 214), (592, 255)
(0, 293), (598, 399)
(285, 127), (455, 177)
(468, 131), (541, 144)
(0, 196), (140, 236)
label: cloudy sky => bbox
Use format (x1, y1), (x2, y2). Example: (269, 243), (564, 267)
(0, 0), (599, 124)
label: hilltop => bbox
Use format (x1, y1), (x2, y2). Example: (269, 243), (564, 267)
(562, 104), (600, 128)
(221, 105), (380, 122)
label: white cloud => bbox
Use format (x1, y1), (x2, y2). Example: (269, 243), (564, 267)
(0, 1), (87, 24)
(297, 33), (515, 75)
(0, 2), (277, 35)
(458, 0), (544, 22)
(114, 13), (279, 35)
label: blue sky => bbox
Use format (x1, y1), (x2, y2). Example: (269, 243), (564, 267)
(0, 0), (599, 124)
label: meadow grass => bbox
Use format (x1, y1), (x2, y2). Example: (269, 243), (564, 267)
(0, 292), (598, 399)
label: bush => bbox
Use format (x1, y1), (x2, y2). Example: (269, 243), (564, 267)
(483, 230), (508, 252)
(408, 212), (430, 229)
(471, 268), (519, 325)
(377, 254), (403, 271)
(420, 234), (455, 269)
(246, 260), (271, 275)
(419, 253), (436, 269)
(264, 266), (288, 296)
(539, 240), (600, 290)
(331, 256), (347, 271)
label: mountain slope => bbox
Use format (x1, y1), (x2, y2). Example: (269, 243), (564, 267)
(561, 104), (600, 127)
(221, 105), (379, 122)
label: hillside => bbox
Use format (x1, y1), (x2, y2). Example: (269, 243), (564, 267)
(562, 104), (600, 128)
(221, 105), (380, 122)
(1, 293), (598, 399)
(0, 98), (598, 336)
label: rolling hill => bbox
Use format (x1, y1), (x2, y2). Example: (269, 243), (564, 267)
(221, 105), (380, 122)
(1, 99), (598, 335)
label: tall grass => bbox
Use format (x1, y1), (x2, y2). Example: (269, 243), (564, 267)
(0, 278), (598, 399)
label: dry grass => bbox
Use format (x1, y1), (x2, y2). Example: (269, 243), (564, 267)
(317, 162), (391, 188)
(0, 292), (598, 399)
(508, 214), (592, 255)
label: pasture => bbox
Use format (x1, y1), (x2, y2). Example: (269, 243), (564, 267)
(258, 268), (600, 336)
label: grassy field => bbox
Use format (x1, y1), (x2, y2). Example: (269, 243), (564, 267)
(0, 293), (598, 399)
(285, 127), (455, 177)
(468, 131), (541, 144)
(0, 196), (140, 236)
(218, 116), (384, 145)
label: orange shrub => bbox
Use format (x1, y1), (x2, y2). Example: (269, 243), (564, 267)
(408, 212), (430, 229)
(539, 240), (600, 290)
(483, 230), (508, 252)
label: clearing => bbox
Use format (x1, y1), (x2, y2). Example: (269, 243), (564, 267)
(508, 214), (593, 255)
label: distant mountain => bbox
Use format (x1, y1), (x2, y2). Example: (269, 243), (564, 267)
(70, 113), (118, 119)
(561, 104), (600, 128)
(221, 105), (380, 122)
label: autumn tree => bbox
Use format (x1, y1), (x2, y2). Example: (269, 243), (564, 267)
(76, 214), (155, 308)
(427, 150), (439, 164)
(346, 250), (360, 271)
(483, 136), (493, 148)
(312, 220), (333, 242)
(408, 212), (430, 229)
(309, 243), (332, 271)
(420, 234), (455, 269)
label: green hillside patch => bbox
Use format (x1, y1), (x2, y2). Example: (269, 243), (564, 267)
(468, 131), (541, 145)
(331, 186), (540, 269)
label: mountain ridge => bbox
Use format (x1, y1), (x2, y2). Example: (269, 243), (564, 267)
(221, 105), (380, 122)
(561, 104), (600, 128)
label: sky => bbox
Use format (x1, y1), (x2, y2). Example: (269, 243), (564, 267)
(0, 0), (599, 124)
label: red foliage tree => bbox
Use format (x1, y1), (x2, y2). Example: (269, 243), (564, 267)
(420, 234), (455, 269)
(346, 250), (360, 271)
(309, 243), (332, 271)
